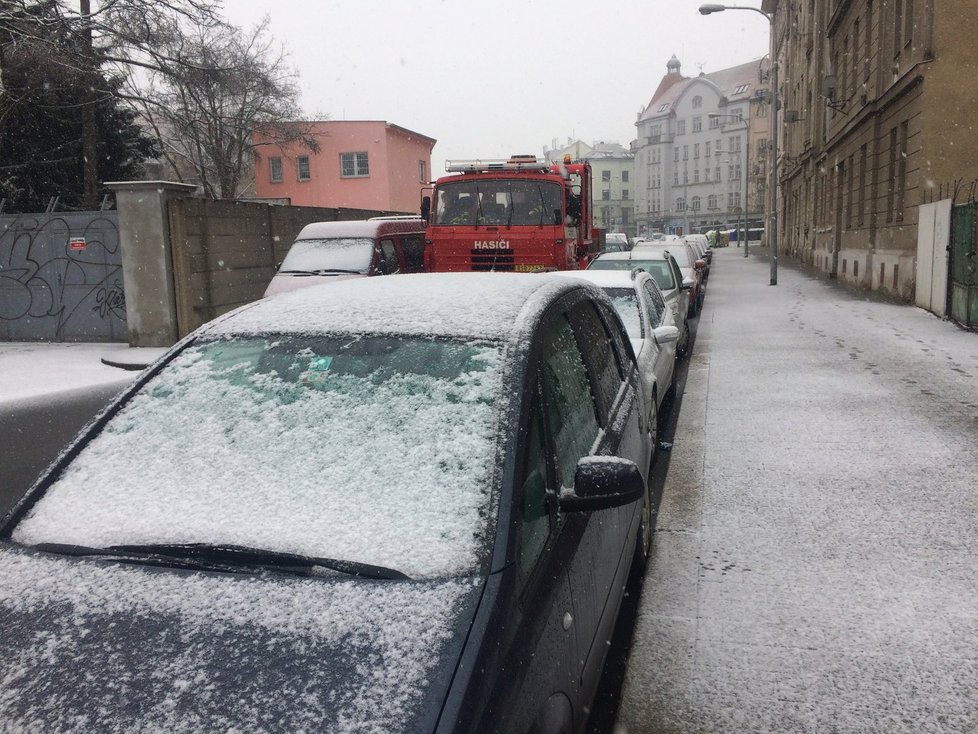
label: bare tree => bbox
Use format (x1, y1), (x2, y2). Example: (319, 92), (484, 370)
(127, 16), (318, 199)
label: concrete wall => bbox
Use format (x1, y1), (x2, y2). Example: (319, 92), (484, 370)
(109, 181), (398, 346)
(168, 197), (395, 338)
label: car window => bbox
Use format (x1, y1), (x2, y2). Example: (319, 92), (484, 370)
(589, 258), (675, 291)
(642, 281), (666, 327)
(604, 288), (643, 339)
(377, 239), (399, 274)
(401, 234), (425, 272)
(568, 301), (623, 423)
(517, 389), (551, 575)
(667, 256), (683, 285)
(541, 316), (601, 490)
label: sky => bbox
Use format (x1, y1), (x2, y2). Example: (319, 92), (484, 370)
(220, 0), (770, 174)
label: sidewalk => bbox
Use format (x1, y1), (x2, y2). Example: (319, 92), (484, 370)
(617, 248), (978, 733)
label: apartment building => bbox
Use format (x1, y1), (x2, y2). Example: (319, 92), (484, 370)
(544, 139), (637, 238)
(764, 0), (978, 301)
(633, 55), (771, 237)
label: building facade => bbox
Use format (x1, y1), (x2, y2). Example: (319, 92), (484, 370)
(253, 121), (435, 214)
(764, 0), (978, 301)
(544, 139), (637, 237)
(633, 56), (771, 237)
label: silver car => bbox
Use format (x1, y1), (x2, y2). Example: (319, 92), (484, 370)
(587, 249), (692, 358)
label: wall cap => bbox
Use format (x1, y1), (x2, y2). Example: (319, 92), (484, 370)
(105, 181), (198, 193)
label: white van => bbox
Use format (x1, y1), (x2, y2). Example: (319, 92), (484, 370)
(263, 218), (426, 298)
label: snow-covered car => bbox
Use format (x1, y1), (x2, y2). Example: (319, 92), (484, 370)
(603, 232), (630, 252)
(263, 218), (426, 298)
(550, 269), (679, 453)
(0, 272), (653, 734)
(685, 233), (712, 264)
(587, 249), (691, 357)
(635, 241), (706, 316)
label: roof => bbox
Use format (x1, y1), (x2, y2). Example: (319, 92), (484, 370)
(638, 57), (767, 122)
(296, 218), (424, 240)
(207, 273), (602, 342)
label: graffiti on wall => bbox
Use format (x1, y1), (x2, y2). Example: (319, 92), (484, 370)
(0, 212), (126, 341)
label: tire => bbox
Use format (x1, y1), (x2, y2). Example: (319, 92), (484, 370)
(677, 321), (690, 360)
(632, 396), (657, 579)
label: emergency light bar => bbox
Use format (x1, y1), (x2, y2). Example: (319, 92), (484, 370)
(445, 158), (551, 173)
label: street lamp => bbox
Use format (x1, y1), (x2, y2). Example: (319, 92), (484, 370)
(699, 2), (778, 285)
(710, 112), (750, 258)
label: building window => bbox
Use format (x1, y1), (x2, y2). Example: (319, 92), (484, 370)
(622, 189), (630, 200)
(896, 121), (908, 221)
(418, 160), (426, 183)
(693, 116), (702, 133)
(602, 190), (611, 200)
(694, 143), (700, 159)
(683, 145), (689, 160)
(706, 141), (711, 157)
(691, 196), (701, 211)
(709, 116), (720, 129)
(692, 96), (703, 109)
(728, 192), (741, 209)
(708, 194), (718, 209)
(715, 166), (721, 181)
(297, 156), (311, 181)
(886, 127), (898, 222)
(734, 83), (750, 95)
(622, 170), (629, 183)
(602, 170), (611, 182)
(676, 197), (685, 211)
(677, 120), (686, 136)
(269, 157), (283, 183)
(674, 147), (679, 162)
(341, 151), (369, 178)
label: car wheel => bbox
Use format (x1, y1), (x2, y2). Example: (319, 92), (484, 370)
(677, 321), (690, 359)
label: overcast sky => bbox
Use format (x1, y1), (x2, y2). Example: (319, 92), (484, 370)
(221, 0), (770, 174)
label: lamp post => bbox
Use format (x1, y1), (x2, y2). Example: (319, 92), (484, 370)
(699, 2), (778, 285)
(710, 112), (750, 258)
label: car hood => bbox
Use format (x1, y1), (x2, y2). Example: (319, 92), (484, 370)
(0, 547), (482, 733)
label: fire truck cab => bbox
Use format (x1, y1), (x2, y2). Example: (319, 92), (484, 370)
(421, 155), (600, 273)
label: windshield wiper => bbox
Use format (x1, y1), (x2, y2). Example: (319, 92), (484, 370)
(277, 268), (362, 276)
(32, 542), (410, 580)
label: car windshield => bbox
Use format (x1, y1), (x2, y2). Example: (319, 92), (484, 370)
(434, 179), (562, 226)
(12, 335), (506, 580)
(279, 238), (374, 273)
(605, 288), (642, 338)
(588, 258), (676, 291)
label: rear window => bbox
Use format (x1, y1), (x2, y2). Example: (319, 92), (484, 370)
(588, 258), (676, 291)
(12, 336), (506, 580)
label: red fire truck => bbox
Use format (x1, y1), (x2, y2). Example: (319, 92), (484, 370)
(420, 155), (601, 272)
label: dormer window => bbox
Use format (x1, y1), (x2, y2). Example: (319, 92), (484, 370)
(692, 96), (703, 109)
(734, 83), (751, 94)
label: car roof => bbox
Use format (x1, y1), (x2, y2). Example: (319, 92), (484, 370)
(548, 269), (648, 290)
(296, 218), (424, 240)
(205, 272), (603, 342)
(592, 250), (672, 262)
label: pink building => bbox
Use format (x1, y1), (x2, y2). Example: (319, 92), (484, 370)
(253, 121), (436, 213)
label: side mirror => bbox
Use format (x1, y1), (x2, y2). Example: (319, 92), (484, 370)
(652, 325), (680, 345)
(560, 456), (645, 512)
(681, 277), (694, 291)
(420, 195), (431, 222)
(695, 259), (706, 270)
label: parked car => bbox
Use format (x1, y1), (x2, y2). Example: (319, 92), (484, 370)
(263, 217), (426, 297)
(603, 232), (630, 252)
(682, 236), (710, 281)
(685, 233), (712, 264)
(550, 269), (679, 450)
(588, 250), (692, 357)
(0, 272), (654, 734)
(634, 241), (705, 316)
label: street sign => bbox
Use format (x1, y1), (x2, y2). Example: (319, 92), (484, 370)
(68, 237), (86, 251)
